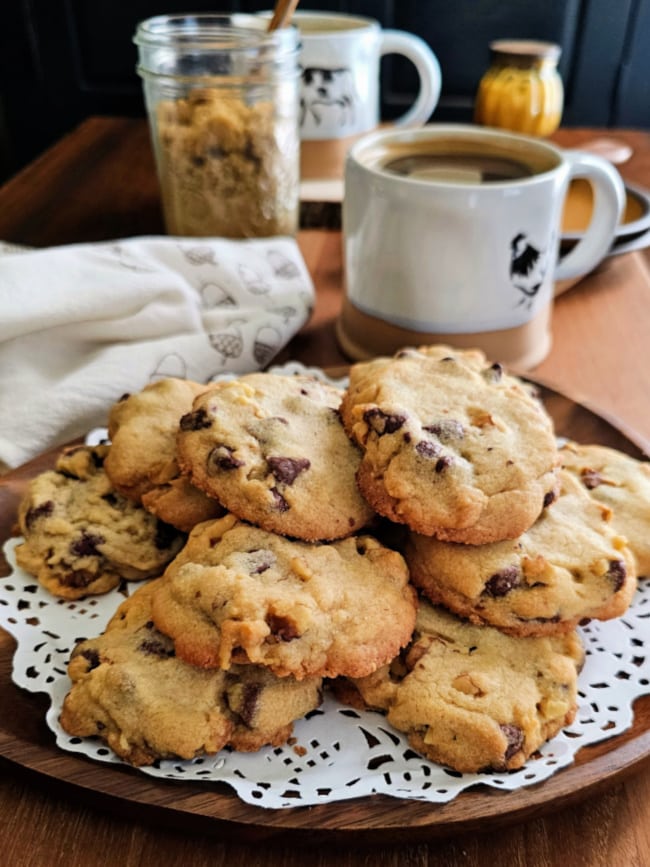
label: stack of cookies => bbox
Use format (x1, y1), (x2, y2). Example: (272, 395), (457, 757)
(16, 370), (417, 766)
(14, 345), (648, 776)
(336, 346), (640, 772)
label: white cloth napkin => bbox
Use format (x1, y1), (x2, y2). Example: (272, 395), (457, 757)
(0, 235), (315, 469)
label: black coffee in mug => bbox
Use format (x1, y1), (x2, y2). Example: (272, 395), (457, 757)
(359, 135), (560, 184)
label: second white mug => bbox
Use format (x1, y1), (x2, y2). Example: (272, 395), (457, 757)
(284, 11), (442, 181)
(295, 12), (441, 138)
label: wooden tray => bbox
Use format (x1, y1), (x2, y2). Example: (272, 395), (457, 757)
(1, 380), (650, 845)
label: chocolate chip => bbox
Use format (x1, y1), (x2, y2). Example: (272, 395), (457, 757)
(180, 408), (212, 431)
(606, 560), (626, 592)
(483, 362), (504, 383)
(118, 393), (130, 402)
(543, 489), (557, 508)
(527, 384), (541, 400)
(581, 468), (603, 489)
(423, 419), (465, 441)
(25, 500), (54, 528)
(485, 566), (521, 597)
(61, 568), (97, 588)
(500, 723), (524, 759)
(416, 440), (441, 459)
(70, 532), (105, 557)
(240, 139), (258, 166)
(246, 549), (275, 574)
(435, 456), (454, 473)
(208, 444), (244, 473)
(270, 487), (289, 512)
(363, 408), (406, 436)
(90, 450), (105, 468)
(237, 683), (261, 727)
(154, 520), (179, 550)
(266, 614), (299, 641)
(138, 638), (175, 658)
(267, 456), (310, 485)
(81, 648), (100, 670)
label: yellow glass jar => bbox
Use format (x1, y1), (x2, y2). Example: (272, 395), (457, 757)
(474, 40), (564, 137)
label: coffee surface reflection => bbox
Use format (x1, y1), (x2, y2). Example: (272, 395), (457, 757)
(382, 153), (534, 183)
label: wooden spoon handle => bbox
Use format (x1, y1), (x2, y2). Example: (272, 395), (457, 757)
(267, 0), (300, 31)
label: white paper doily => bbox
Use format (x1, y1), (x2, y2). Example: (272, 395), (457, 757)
(3, 359), (650, 809)
(2, 535), (649, 809)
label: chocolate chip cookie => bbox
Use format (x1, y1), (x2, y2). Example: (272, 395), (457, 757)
(560, 440), (650, 577)
(334, 600), (584, 773)
(176, 372), (374, 541)
(60, 580), (323, 765)
(340, 346), (560, 544)
(104, 378), (224, 532)
(151, 514), (417, 679)
(15, 444), (185, 599)
(405, 468), (637, 636)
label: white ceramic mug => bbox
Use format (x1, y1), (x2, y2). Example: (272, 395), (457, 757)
(338, 124), (626, 369)
(287, 12), (442, 181)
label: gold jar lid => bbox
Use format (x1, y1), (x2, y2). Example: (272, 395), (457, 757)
(489, 39), (561, 66)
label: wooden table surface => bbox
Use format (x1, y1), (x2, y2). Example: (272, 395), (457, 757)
(1, 118), (650, 866)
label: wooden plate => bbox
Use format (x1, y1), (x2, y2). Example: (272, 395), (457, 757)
(1, 380), (650, 845)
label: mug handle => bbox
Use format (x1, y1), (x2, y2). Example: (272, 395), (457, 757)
(379, 31), (442, 127)
(554, 150), (625, 283)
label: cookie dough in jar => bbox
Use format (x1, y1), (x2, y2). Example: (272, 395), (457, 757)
(135, 14), (300, 238)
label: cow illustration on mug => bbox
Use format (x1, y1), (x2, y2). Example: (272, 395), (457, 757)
(300, 65), (356, 129)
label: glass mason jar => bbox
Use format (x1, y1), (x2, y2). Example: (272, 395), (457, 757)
(474, 40), (564, 138)
(134, 14), (300, 238)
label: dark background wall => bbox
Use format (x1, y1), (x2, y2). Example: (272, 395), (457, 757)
(1, 0), (649, 181)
